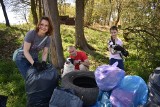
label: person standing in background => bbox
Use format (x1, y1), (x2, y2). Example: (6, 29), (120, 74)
(108, 26), (124, 70)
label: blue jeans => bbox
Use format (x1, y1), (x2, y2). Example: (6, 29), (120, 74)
(109, 58), (124, 70)
(15, 55), (38, 79)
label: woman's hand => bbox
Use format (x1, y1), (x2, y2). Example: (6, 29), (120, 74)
(33, 61), (43, 71)
(41, 61), (47, 70)
(32, 61), (47, 71)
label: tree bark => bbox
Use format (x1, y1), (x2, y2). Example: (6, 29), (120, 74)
(107, 0), (112, 26)
(75, 0), (95, 52)
(115, 0), (122, 26)
(43, 0), (65, 68)
(0, 0), (10, 27)
(31, 0), (38, 25)
(38, 0), (42, 19)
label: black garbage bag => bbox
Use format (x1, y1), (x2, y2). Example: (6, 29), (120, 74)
(0, 95), (8, 107)
(145, 67), (160, 106)
(49, 87), (83, 107)
(25, 64), (59, 107)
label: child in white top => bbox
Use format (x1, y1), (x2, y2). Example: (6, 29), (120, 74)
(108, 26), (124, 70)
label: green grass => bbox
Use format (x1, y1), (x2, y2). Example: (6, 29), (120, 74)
(0, 24), (153, 106)
(0, 59), (26, 107)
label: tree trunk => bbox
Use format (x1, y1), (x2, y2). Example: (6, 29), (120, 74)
(43, 0), (65, 68)
(115, 12), (120, 26)
(41, 0), (45, 16)
(115, 0), (122, 26)
(75, 0), (95, 52)
(38, 0), (42, 19)
(31, 0), (38, 25)
(106, 0), (113, 26)
(0, 0), (10, 27)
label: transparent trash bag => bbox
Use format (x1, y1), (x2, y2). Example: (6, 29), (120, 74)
(94, 62), (125, 91)
(110, 75), (148, 107)
(91, 90), (112, 107)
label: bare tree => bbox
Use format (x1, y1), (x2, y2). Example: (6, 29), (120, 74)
(4, 0), (30, 24)
(0, 0), (10, 26)
(43, 0), (65, 68)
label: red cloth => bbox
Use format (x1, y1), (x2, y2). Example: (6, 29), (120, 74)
(70, 51), (88, 70)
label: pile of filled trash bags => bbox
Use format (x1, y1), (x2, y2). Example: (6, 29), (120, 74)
(2, 60), (160, 107)
(20, 62), (160, 107)
(92, 62), (160, 107)
(24, 62), (160, 107)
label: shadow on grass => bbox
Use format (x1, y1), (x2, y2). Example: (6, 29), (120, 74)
(87, 50), (109, 64)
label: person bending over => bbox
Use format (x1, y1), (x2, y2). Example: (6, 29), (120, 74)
(15, 16), (53, 79)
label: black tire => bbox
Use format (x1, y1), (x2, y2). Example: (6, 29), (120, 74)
(61, 71), (99, 106)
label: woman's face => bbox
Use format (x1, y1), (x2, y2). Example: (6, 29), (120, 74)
(38, 19), (49, 35)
